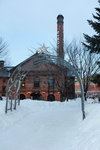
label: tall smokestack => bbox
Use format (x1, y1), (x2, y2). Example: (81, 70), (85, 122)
(57, 14), (64, 59)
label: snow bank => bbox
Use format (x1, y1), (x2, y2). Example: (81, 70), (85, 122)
(71, 100), (100, 150)
(0, 98), (100, 150)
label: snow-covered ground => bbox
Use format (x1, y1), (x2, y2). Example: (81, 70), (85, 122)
(0, 98), (100, 150)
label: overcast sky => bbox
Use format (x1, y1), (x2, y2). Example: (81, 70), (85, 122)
(0, 0), (98, 65)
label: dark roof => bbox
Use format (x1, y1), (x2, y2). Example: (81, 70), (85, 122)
(9, 52), (74, 77)
(0, 68), (10, 77)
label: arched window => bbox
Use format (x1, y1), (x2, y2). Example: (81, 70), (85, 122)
(34, 77), (40, 88)
(19, 94), (26, 100)
(48, 77), (55, 88)
(47, 94), (55, 101)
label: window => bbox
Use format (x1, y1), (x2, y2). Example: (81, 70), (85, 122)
(34, 77), (40, 88)
(2, 86), (6, 92)
(48, 77), (55, 88)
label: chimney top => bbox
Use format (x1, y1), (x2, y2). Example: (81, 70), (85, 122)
(57, 14), (64, 19)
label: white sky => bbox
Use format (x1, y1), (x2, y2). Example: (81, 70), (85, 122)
(0, 0), (98, 65)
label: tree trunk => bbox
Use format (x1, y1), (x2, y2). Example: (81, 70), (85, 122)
(84, 92), (87, 101)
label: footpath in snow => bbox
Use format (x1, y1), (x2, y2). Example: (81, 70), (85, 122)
(0, 98), (100, 150)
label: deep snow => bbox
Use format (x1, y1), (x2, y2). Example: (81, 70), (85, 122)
(0, 98), (100, 150)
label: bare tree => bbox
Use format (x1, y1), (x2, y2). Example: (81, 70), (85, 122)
(65, 40), (100, 100)
(0, 37), (7, 61)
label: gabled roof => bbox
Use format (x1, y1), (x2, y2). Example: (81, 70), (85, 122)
(9, 52), (74, 77)
(10, 53), (38, 72)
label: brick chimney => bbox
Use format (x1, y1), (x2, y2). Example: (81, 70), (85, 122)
(57, 15), (64, 59)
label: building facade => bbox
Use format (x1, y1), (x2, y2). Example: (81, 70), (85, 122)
(75, 79), (100, 98)
(0, 54), (75, 101)
(0, 61), (10, 97)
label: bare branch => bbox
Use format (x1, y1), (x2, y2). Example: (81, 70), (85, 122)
(65, 39), (99, 100)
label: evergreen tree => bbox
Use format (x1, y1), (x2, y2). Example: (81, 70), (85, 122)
(83, 0), (100, 53)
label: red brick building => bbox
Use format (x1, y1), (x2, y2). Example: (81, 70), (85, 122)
(75, 80), (100, 97)
(0, 15), (75, 101)
(0, 54), (75, 101)
(0, 61), (11, 97)
(10, 52), (75, 101)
